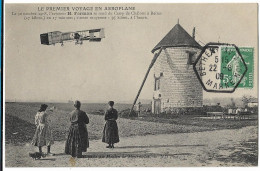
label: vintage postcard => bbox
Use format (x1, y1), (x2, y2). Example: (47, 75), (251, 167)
(3, 3), (258, 167)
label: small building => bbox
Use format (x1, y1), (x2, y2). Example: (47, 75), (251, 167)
(151, 23), (203, 114)
(247, 101), (258, 107)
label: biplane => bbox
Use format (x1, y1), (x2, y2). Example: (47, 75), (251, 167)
(40, 28), (105, 46)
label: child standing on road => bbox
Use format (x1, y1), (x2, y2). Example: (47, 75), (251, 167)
(31, 104), (54, 156)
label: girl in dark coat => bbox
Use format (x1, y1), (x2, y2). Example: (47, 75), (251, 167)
(65, 100), (89, 158)
(102, 101), (119, 148)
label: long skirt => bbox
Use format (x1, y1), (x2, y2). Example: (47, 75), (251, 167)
(102, 120), (119, 144)
(65, 124), (89, 157)
(31, 124), (54, 147)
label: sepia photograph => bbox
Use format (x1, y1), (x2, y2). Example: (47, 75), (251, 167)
(3, 2), (258, 167)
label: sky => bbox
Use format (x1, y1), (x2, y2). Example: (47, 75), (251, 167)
(4, 3), (258, 102)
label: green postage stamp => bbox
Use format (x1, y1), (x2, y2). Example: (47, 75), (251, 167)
(194, 44), (254, 92)
(220, 47), (254, 88)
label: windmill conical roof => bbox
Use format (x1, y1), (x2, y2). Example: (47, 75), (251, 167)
(152, 24), (202, 53)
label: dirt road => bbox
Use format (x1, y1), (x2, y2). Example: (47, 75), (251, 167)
(5, 126), (258, 167)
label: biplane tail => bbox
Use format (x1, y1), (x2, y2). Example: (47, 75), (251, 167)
(40, 33), (49, 45)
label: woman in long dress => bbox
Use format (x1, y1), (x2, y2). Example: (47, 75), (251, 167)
(31, 104), (54, 155)
(102, 101), (119, 148)
(65, 100), (89, 158)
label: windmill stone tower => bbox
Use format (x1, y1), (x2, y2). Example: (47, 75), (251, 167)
(152, 23), (203, 114)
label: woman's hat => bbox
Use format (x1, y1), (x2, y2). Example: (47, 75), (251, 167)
(108, 101), (114, 106)
(40, 104), (48, 111)
(74, 100), (81, 108)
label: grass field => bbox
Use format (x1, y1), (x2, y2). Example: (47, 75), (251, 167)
(5, 102), (258, 145)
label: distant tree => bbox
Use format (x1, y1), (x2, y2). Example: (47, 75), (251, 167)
(242, 95), (253, 107)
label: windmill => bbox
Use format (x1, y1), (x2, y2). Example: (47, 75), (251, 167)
(130, 23), (203, 115)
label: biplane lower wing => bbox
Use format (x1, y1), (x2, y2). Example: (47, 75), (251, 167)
(89, 38), (102, 42)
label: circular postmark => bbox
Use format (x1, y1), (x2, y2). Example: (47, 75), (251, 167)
(193, 43), (248, 93)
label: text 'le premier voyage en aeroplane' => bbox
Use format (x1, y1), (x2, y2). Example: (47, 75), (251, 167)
(40, 28), (105, 46)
